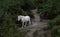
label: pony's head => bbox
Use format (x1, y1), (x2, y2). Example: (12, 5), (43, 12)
(18, 15), (24, 21)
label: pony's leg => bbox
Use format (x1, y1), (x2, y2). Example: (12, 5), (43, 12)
(25, 22), (27, 27)
(29, 20), (31, 25)
(22, 22), (24, 28)
(31, 20), (32, 24)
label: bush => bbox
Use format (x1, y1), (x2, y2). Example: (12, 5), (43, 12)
(37, 0), (60, 20)
(51, 26), (60, 37)
(26, 11), (34, 19)
(48, 15), (60, 28)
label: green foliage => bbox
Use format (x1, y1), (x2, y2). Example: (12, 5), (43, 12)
(14, 31), (27, 37)
(48, 15), (60, 27)
(48, 15), (60, 30)
(37, 0), (60, 19)
(48, 15), (60, 37)
(51, 26), (60, 37)
(26, 11), (34, 19)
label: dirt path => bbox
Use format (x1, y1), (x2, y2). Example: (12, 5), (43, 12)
(18, 9), (48, 37)
(25, 10), (48, 37)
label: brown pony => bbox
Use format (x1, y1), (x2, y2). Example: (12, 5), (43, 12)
(39, 12), (44, 22)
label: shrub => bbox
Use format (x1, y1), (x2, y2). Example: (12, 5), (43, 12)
(48, 15), (60, 28)
(26, 11), (34, 19)
(51, 26), (60, 37)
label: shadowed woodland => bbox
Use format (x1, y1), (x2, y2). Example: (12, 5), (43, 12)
(0, 0), (60, 37)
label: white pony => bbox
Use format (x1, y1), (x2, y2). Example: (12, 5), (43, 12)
(18, 15), (31, 28)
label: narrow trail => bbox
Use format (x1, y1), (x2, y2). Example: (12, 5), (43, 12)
(25, 9), (48, 37)
(18, 9), (48, 37)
